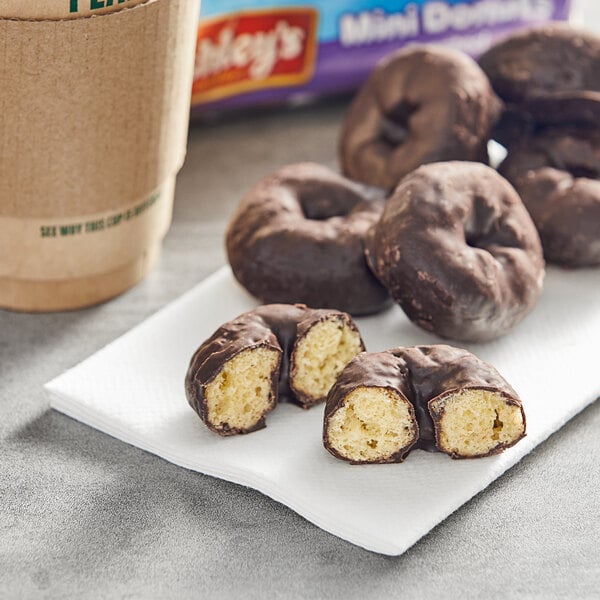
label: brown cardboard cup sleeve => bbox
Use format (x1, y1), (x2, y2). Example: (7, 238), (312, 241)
(0, 0), (201, 311)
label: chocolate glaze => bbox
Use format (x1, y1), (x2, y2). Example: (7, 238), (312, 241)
(499, 129), (600, 267)
(339, 45), (502, 191)
(365, 162), (545, 342)
(323, 345), (526, 463)
(185, 304), (364, 435)
(479, 24), (600, 104)
(226, 163), (391, 316)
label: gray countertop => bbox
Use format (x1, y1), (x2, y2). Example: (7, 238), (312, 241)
(3, 11), (600, 598)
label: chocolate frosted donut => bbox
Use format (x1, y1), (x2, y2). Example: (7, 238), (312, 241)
(366, 162), (545, 342)
(339, 45), (502, 191)
(226, 163), (390, 316)
(480, 24), (600, 104)
(500, 130), (600, 267)
(323, 345), (526, 463)
(185, 304), (364, 436)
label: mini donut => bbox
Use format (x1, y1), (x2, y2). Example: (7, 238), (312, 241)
(365, 162), (545, 342)
(323, 344), (526, 463)
(338, 45), (502, 191)
(499, 129), (600, 267)
(479, 24), (600, 105)
(185, 304), (365, 436)
(226, 163), (391, 316)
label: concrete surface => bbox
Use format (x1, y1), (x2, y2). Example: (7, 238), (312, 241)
(2, 6), (600, 597)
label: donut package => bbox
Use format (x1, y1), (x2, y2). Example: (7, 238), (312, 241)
(190, 0), (570, 115)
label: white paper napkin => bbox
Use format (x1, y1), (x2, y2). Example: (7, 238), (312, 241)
(46, 266), (600, 555)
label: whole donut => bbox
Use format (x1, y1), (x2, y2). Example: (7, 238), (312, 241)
(500, 130), (600, 267)
(339, 45), (502, 191)
(366, 162), (545, 342)
(479, 24), (600, 104)
(226, 163), (390, 315)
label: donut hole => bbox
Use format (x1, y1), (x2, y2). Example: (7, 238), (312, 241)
(539, 134), (600, 179)
(327, 386), (417, 462)
(567, 165), (600, 180)
(464, 229), (514, 251)
(379, 100), (420, 147)
(556, 67), (579, 88)
(292, 317), (363, 402)
(464, 196), (523, 251)
(296, 190), (360, 221)
(464, 231), (486, 250)
(205, 347), (279, 433)
(430, 389), (525, 458)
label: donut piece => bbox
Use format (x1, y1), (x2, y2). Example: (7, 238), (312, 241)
(366, 162), (545, 342)
(226, 163), (390, 316)
(339, 45), (502, 191)
(323, 345), (526, 464)
(323, 349), (419, 464)
(185, 304), (365, 436)
(479, 24), (600, 104)
(499, 130), (600, 267)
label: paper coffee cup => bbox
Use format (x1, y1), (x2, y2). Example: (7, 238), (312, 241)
(0, 0), (200, 311)
(0, 0), (149, 20)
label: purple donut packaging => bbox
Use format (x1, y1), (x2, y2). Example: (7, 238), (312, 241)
(191, 0), (571, 115)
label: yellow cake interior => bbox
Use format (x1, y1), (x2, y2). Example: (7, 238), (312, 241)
(292, 317), (363, 402)
(431, 389), (525, 457)
(327, 386), (417, 462)
(205, 347), (279, 432)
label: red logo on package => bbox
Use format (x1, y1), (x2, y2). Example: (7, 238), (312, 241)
(192, 8), (319, 104)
